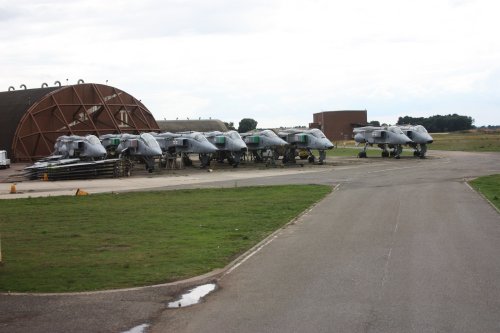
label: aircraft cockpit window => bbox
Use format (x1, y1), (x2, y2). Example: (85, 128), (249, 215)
(140, 133), (158, 147)
(310, 129), (326, 138)
(389, 127), (404, 135)
(228, 131), (242, 140)
(415, 125), (428, 133)
(194, 134), (206, 142)
(87, 135), (101, 145)
(261, 130), (278, 137)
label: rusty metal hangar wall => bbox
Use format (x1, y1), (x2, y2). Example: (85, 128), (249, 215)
(0, 83), (160, 161)
(310, 110), (367, 141)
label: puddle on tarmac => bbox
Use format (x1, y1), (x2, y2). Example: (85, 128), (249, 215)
(121, 323), (150, 333)
(168, 283), (217, 308)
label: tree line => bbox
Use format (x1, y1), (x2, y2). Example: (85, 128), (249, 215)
(396, 114), (474, 132)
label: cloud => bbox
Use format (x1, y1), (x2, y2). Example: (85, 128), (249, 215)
(1, 0), (500, 127)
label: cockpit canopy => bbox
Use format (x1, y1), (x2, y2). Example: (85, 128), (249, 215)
(414, 125), (428, 133)
(227, 131), (242, 140)
(140, 133), (159, 148)
(388, 126), (404, 135)
(86, 135), (101, 145)
(310, 128), (326, 138)
(260, 130), (278, 138)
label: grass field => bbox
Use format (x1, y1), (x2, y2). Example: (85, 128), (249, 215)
(431, 130), (500, 152)
(0, 185), (331, 293)
(469, 174), (500, 211)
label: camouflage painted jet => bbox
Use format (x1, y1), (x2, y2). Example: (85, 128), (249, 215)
(278, 128), (334, 164)
(398, 125), (433, 158)
(203, 130), (247, 167)
(353, 126), (413, 159)
(152, 131), (217, 168)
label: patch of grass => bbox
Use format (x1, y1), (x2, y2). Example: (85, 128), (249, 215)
(0, 185), (331, 292)
(469, 174), (500, 211)
(431, 130), (500, 152)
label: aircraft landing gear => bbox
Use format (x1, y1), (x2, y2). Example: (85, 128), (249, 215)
(394, 145), (403, 159)
(419, 144), (428, 159)
(359, 143), (369, 158)
(318, 150), (327, 164)
(199, 153), (210, 168)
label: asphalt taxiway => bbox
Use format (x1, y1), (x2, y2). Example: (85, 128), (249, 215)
(1, 151), (500, 333)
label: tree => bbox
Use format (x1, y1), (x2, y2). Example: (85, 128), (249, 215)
(238, 118), (258, 133)
(368, 120), (380, 126)
(224, 122), (236, 130)
(397, 114), (474, 132)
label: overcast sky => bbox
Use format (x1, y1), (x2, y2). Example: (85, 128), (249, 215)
(1, 0), (499, 128)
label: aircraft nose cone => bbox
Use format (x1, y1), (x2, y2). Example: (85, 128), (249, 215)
(273, 138), (287, 146)
(153, 147), (163, 155)
(320, 139), (334, 149)
(205, 143), (217, 153)
(428, 140), (434, 144)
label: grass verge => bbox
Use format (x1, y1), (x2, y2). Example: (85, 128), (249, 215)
(469, 174), (500, 211)
(427, 131), (500, 152)
(0, 185), (331, 293)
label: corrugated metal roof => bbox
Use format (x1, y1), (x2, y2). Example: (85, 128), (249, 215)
(0, 87), (60, 157)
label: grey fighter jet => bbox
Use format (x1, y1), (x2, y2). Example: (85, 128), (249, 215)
(240, 130), (288, 164)
(25, 135), (115, 180)
(203, 130), (247, 167)
(100, 133), (162, 172)
(152, 131), (217, 168)
(278, 128), (334, 164)
(353, 126), (413, 159)
(53, 135), (107, 160)
(398, 125), (433, 158)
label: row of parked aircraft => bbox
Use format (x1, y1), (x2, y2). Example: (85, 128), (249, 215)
(27, 128), (334, 173)
(353, 124), (434, 159)
(25, 124), (433, 176)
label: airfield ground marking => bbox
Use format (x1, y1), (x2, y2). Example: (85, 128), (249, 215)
(381, 197), (402, 289)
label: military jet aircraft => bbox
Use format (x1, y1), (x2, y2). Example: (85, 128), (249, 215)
(353, 126), (413, 159)
(278, 128), (334, 164)
(240, 130), (288, 164)
(203, 130), (247, 167)
(53, 134), (107, 160)
(25, 135), (115, 180)
(100, 133), (162, 172)
(398, 125), (433, 158)
(152, 131), (217, 168)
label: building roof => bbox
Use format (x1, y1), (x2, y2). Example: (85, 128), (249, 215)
(0, 84), (159, 161)
(0, 87), (60, 157)
(157, 119), (228, 133)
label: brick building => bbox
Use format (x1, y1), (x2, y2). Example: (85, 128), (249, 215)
(310, 110), (367, 141)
